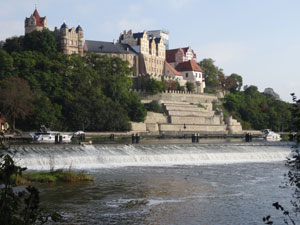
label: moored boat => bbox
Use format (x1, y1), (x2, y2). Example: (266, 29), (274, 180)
(262, 129), (281, 141)
(30, 126), (73, 143)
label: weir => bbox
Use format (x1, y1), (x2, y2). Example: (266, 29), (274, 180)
(12, 143), (292, 171)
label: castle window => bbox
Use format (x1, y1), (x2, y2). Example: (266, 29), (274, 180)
(186, 73), (188, 78)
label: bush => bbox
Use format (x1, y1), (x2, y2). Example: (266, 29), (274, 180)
(146, 78), (166, 94)
(186, 82), (195, 92)
(144, 100), (163, 113)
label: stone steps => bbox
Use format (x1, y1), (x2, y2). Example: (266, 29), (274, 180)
(159, 124), (227, 133)
(164, 106), (210, 112)
(167, 110), (215, 117)
(162, 101), (192, 105)
(170, 116), (222, 125)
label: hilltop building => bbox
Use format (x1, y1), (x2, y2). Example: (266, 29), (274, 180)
(119, 30), (166, 79)
(25, 8), (47, 34)
(146, 30), (169, 50)
(83, 40), (139, 75)
(25, 8), (84, 56)
(166, 47), (205, 92)
(24, 8), (205, 93)
(54, 23), (84, 55)
(166, 47), (197, 67)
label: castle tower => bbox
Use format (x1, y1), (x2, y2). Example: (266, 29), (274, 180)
(25, 8), (47, 34)
(54, 22), (84, 55)
(76, 25), (84, 55)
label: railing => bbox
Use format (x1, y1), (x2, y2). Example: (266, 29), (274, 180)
(129, 89), (216, 96)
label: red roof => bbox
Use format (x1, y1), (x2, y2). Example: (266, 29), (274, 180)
(166, 48), (183, 63)
(165, 61), (182, 76)
(166, 47), (197, 63)
(25, 9), (46, 27)
(175, 60), (204, 72)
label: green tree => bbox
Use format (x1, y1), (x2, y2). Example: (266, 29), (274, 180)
(186, 81), (195, 92)
(3, 36), (24, 54)
(199, 58), (222, 91)
(146, 78), (166, 94)
(0, 77), (33, 130)
(229, 73), (243, 91)
(0, 50), (13, 79)
(23, 30), (58, 57)
(0, 153), (61, 224)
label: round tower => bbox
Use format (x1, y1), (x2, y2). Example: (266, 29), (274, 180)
(60, 22), (69, 54)
(76, 25), (84, 56)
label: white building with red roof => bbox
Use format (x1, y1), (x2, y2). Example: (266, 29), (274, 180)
(25, 8), (47, 34)
(166, 47), (197, 67)
(175, 60), (205, 92)
(165, 46), (205, 93)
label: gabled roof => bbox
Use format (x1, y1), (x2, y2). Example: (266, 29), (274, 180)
(181, 47), (196, 57)
(166, 47), (197, 63)
(166, 48), (182, 63)
(165, 61), (182, 76)
(84, 40), (138, 54)
(175, 60), (204, 72)
(25, 9), (46, 27)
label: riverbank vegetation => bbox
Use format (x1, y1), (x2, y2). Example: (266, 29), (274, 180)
(14, 170), (94, 185)
(0, 153), (61, 224)
(0, 30), (146, 132)
(200, 58), (294, 131)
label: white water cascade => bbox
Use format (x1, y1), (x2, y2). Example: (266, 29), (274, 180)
(12, 143), (292, 170)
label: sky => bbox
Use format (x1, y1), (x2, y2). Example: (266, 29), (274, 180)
(1, 0), (300, 102)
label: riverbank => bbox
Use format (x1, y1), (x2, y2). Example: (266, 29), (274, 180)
(14, 170), (94, 185)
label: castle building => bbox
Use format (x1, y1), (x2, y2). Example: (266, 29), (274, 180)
(83, 40), (139, 75)
(166, 47), (197, 67)
(25, 9), (47, 34)
(119, 30), (166, 80)
(25, 8), (84, 56)
(146, 30), (169, 50)
(54, 23), (84, 55)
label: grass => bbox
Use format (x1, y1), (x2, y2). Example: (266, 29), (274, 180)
(14, 169), (94, 185)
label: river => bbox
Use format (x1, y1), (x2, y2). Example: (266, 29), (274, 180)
(12, 142), (299, 224)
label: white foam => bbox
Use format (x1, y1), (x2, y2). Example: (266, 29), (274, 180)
(12, 143), (292, 170)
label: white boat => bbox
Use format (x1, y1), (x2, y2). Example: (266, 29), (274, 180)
(30, 126), (73, 143)
(262, 129), (281, 141)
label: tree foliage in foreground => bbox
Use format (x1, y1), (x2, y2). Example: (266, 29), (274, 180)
(263, 94), (300, 225)
(0, 31), (147, 131)
(0, 153), (61, 224)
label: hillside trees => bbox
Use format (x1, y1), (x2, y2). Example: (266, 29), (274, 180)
(199, 58), (222, 92)
(199, 58), (243, 93)
(0, 77), (33, 130)
(0, 31), (146, 131)
(223, 85), (292, 130)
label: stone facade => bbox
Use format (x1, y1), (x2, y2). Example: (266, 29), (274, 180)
(120, 30), (166, 79)
(146, 30), (169, 50)
(54, 23), (84, 55)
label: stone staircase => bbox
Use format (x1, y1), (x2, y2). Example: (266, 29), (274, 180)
(158, 101), (227, 135)
(131, 93), (243, 135)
